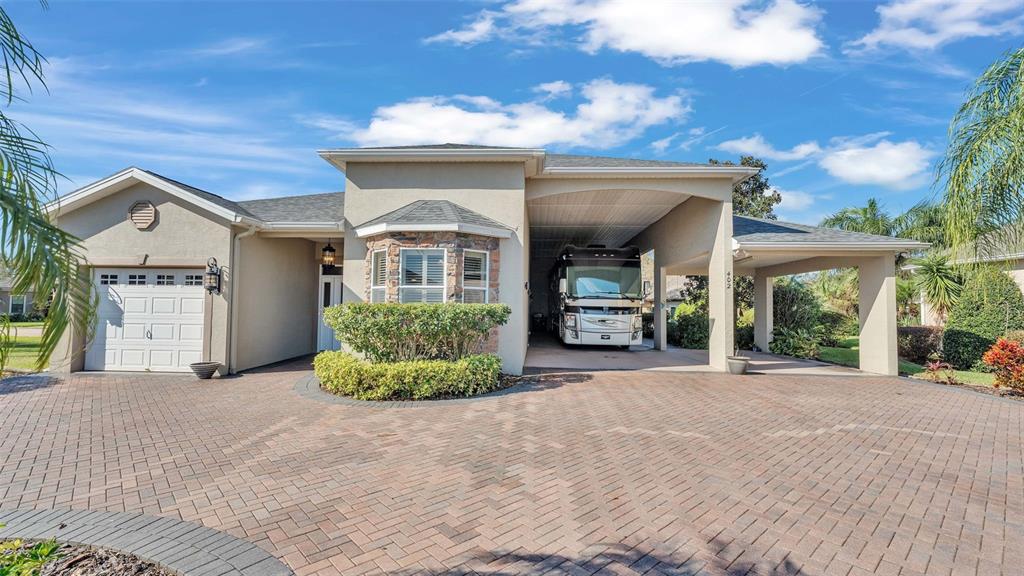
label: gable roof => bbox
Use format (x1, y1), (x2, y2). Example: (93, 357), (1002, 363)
(733, 216), (929, 251)
(140, 170), (257, 219)
(354, 200), (513, 238)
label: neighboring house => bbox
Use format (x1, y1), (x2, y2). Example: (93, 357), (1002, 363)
(0, 273), (34, 318)
(47, 144), (925, 376)
(917, 249), (1024, 326)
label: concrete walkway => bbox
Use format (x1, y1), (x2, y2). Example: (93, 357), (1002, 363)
(525, 336), (862, 376)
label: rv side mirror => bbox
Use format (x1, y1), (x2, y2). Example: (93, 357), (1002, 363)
(643, 280), (652, 296)
(558, 278), (567, 295)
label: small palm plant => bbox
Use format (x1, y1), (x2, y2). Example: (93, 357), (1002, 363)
(912, 252), (963, 323)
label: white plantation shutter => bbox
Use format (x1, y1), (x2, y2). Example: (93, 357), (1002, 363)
(463, 250), (488, 303)
(400, 249), (445, 303)
(371, 250), (386, 302)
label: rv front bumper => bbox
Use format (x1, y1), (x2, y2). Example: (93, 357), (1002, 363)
(573, 330), (642, 346)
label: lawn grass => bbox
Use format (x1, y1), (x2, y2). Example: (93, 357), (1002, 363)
(818, 335), (995, 386)
(10, 321), (43, 328)
(4, 334), (42, 371)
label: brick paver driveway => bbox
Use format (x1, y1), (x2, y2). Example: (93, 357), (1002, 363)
(2, 361), (1022, 575)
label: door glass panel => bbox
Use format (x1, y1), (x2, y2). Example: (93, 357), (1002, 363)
(322, 282), (331, 308)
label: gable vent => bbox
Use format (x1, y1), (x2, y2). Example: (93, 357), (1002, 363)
(128, 201), (156, 230)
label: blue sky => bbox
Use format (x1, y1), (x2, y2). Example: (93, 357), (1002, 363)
(8, 0), (1024, 224)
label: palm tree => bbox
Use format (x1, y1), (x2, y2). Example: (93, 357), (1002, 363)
(939, 47), (1024, 257)
(821, 198), (895, 237)
(911, 252), (962, 322)
(0, 5), (95, 371)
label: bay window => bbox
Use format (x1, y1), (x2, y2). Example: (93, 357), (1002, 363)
(399, 248), (445, 303)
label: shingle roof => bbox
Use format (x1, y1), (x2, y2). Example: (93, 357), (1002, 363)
(348, 143), (526, 150)
(734, 215), (926, 246)
(359, 200), (511, 231)
(544, 153), (709, 168)
(237, 192), (343, 223)
(142, 170), (257, 219)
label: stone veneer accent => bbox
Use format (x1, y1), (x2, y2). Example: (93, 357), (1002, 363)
(363, 231), (501, 354)
(364, 232), (500, 304)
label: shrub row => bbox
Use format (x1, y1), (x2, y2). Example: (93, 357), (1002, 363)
(943, 268), (1024, 369)
(314, 350), (503, 401)
(324, 303), (510, 362)
(897, 326), (944, 364)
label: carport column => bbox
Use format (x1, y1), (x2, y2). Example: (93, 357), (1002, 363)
(708, 200), (734, 371)
(753, 272), (773, 352)
(653, 256), (667, 350)
(858, 255), (898, 376)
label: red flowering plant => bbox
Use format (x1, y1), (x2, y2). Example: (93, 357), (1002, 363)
(982, 338), (1024, 391)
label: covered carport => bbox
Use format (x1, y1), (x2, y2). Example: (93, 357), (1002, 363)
(523, 158), (925, 376)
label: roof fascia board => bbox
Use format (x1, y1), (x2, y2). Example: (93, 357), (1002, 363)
(318, 148), (546, 173)
(735, 241), (929, 251)
(47, 167), (253, 225)
(355, 222), (512, 239)
(535, 165), (759, 183)
(261, 221), (344, 231)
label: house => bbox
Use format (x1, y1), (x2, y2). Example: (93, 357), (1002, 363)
(917, 245), (1024, 326)
(47, 144), (926, 376)
(0, 272), (35, 318)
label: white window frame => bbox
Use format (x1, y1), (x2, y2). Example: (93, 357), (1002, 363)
(127, 273), (147, 286)
(398, 248), (447, 303)
(184, 274), (203, 286)
(155, 273), (176, 286)
(8, 294), (25, 315)
(462, 249), (489, 303)
(370, 249), (387, 303)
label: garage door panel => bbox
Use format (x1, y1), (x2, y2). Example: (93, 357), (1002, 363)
(178, 350), (201, 366)
(179, 324), (203, 342)
(85, 268), (205, 373)
(180, 298), (203, 315)
(150, 324), (175, 341)
(152, 297), (177, 314)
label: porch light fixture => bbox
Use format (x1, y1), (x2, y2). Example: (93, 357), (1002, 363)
(204, 257), (222, 295)
(321, 241), (337, 266)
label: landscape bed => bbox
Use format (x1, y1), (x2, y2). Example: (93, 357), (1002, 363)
(0, 540), (174, 576)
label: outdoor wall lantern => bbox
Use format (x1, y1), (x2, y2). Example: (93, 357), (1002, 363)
(204, 257), (222, 295)
(321, 240), (337, 266)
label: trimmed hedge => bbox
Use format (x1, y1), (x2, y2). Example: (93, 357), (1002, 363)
(943, 268), (1024, 369)
(770, 327), (819, 359)
(314, 351), (503, 400)
(897, 326), (943, 364)
(668, 301), (709, 349)
(324, 303), (510, 362)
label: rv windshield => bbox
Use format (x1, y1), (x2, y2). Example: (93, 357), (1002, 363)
(566, 263), (642, 299)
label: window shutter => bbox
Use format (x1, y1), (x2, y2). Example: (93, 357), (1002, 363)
(464, 253), (485, 288)
(425, 252), (444, 285)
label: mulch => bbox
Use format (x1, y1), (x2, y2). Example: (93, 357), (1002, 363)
(4, 541), (175, 576)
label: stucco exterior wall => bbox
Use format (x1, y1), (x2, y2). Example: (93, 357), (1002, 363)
(50, 182), (233, 372)
(233, 235), (318, 372)
(342, 162), (528, 373)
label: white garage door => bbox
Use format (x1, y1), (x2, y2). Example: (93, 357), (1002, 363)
(85, 268), (206, 372)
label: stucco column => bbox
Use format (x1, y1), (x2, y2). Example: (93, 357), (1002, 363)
(753, 272), (773, 352)
(653, 256), (667, 350)
(858, 255), (898, 375)
(708, 200), (734, 371)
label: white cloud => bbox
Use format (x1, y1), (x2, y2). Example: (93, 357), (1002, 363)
(650, 132), (679, 153)
(716, 133), (821, 161)
(775, 188), (817, 211)
(425, 12), (498, 45)
(849, 0), (1024, 52)
(818, 138), (933, 190)
(428, 0), (825, 67)
(308, 78), (688, 149)
(533, 80), (572, 99)
(717, 131), (934, 190)
(188, 37), (269, 57)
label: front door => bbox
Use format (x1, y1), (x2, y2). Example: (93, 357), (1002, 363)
(317, 276), (342, 351)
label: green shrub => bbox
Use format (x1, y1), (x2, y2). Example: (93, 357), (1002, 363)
(943, 268), (1024, 369)
(324, 303), (510, 362)
(669, 300), (709, 349)
(314, 351), (502, 400)
(770, 327), (819, 359)
(735, 308), (755, 351)
(773, 278), (822, 332)
(898, 326), (944, 364)
(815, 310), (849, 347)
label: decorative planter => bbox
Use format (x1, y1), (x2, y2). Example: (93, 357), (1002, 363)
(726, 356), (750, 375)
(189, 362), (221, 380)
